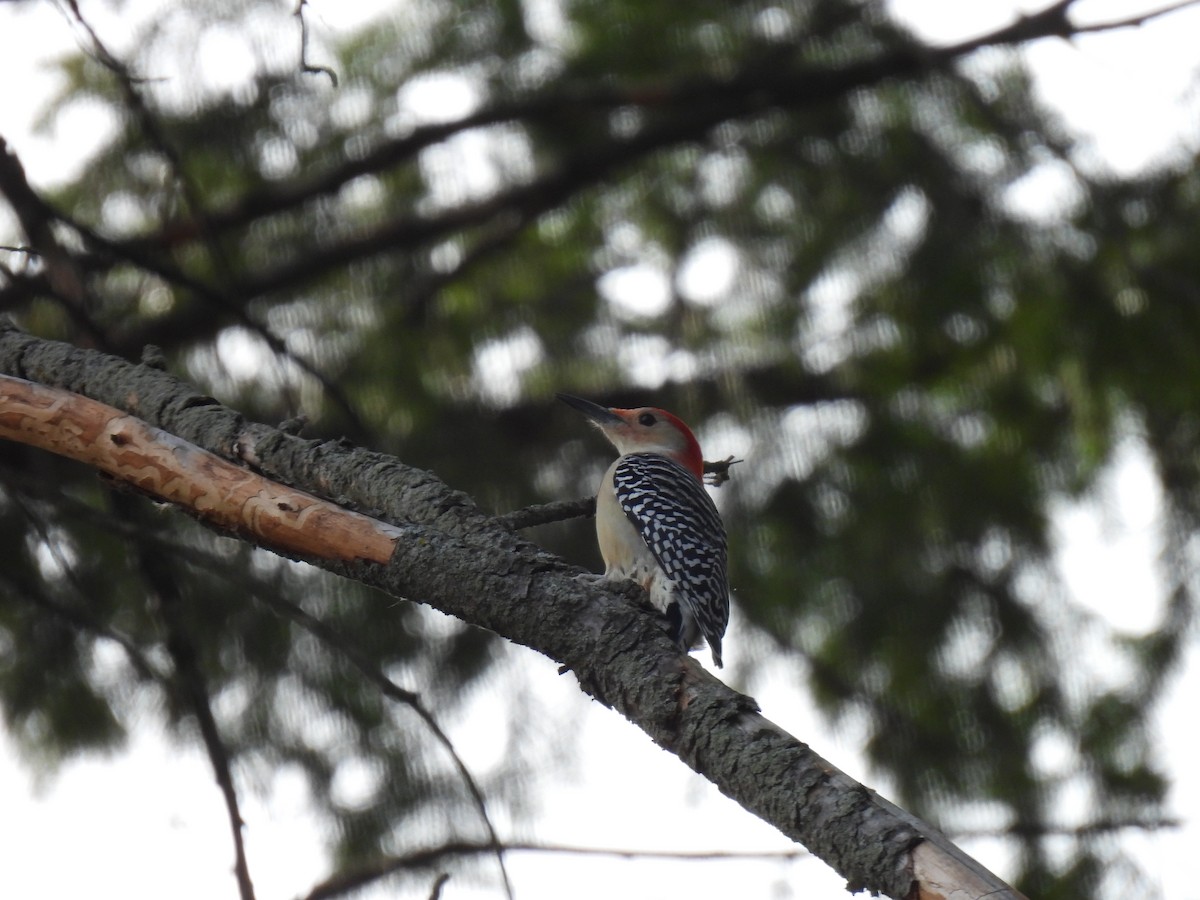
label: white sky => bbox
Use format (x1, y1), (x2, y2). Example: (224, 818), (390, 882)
(1, 1), (1199, 899)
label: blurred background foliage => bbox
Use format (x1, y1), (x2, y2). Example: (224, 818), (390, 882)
(0, 0), (1196, 897)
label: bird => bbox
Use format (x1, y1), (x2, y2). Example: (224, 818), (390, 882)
(558, 393), (729, 667)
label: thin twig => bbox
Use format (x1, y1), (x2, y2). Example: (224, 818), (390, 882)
(294, 0), (338, 86)
(496, 497), (595, 530)
(954, 817), (1182, 839)
(1071, 0), (1200, 34)
(109, 491), (257, 900)
(426, 873), (450, 900)
(251, 590), (516, 900)
(48, 2), (366, 433)
(498, 457), (739, 529)
(302, 841), (810, 900)
(98, 0), (1199, 254)
(31, 0), (1198, 356)
(0, 479), (164, 682)
(6, 477), (512, 900)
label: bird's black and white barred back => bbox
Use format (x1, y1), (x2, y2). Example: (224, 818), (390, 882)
(612, 452), (729, 666)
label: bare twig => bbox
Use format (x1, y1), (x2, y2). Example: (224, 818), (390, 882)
(108, 489), (257, 900)
(0, 568), (164, 684)
(21, 0), (1196, 367)
(93, 0), (1198, 256)
(496, 496), (596, 530)
(294, 0), (338, 86)
(249, 586), (516, 900)
(303, 841), (810, 900)
(44, 4), (367, 433)
(426, 873), (450, 900)
(0, 462), (511, 900)
(955, 817), (1182, 839)
(1071, 0), (1200, 34)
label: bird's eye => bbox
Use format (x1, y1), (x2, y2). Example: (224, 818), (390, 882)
(638, 412), (657, 426)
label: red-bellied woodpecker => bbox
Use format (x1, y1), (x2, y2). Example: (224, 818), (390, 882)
(558, 393), (729, 667)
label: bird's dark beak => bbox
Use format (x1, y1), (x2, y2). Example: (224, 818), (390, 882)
(556, 393), (624, 426)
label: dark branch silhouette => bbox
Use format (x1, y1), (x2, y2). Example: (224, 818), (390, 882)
(12, 0), (1197, 329)
(294, 0), (339, 86)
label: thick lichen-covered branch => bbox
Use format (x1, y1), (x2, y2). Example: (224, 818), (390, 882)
(0, 324), (1027, 900)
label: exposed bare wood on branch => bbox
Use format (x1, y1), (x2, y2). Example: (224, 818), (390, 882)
(0, 372), (400, 564)
(0, 324), (1029, 900)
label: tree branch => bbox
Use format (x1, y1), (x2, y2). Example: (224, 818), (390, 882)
(303, 840), (812, 900)
(954, 816), (1182, 839)
(1069, 0), (1200, 34)
(498, 457), (740, 529)
(0, 323), (1027, 900)
(248, 577), (515, 900)
(294, 0), (338, 86)
(22, 0), (1196, 330)
(495, 496), (595, 530)
(0, 567), (163, 685)
(301, 812), (1185, 900)
(93, 0), (1196, 259)
(426, 873), (450, 900)
(2, 460), (511, 894)
(120, 491), (257, 900)
(0, 135), (369, 434)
